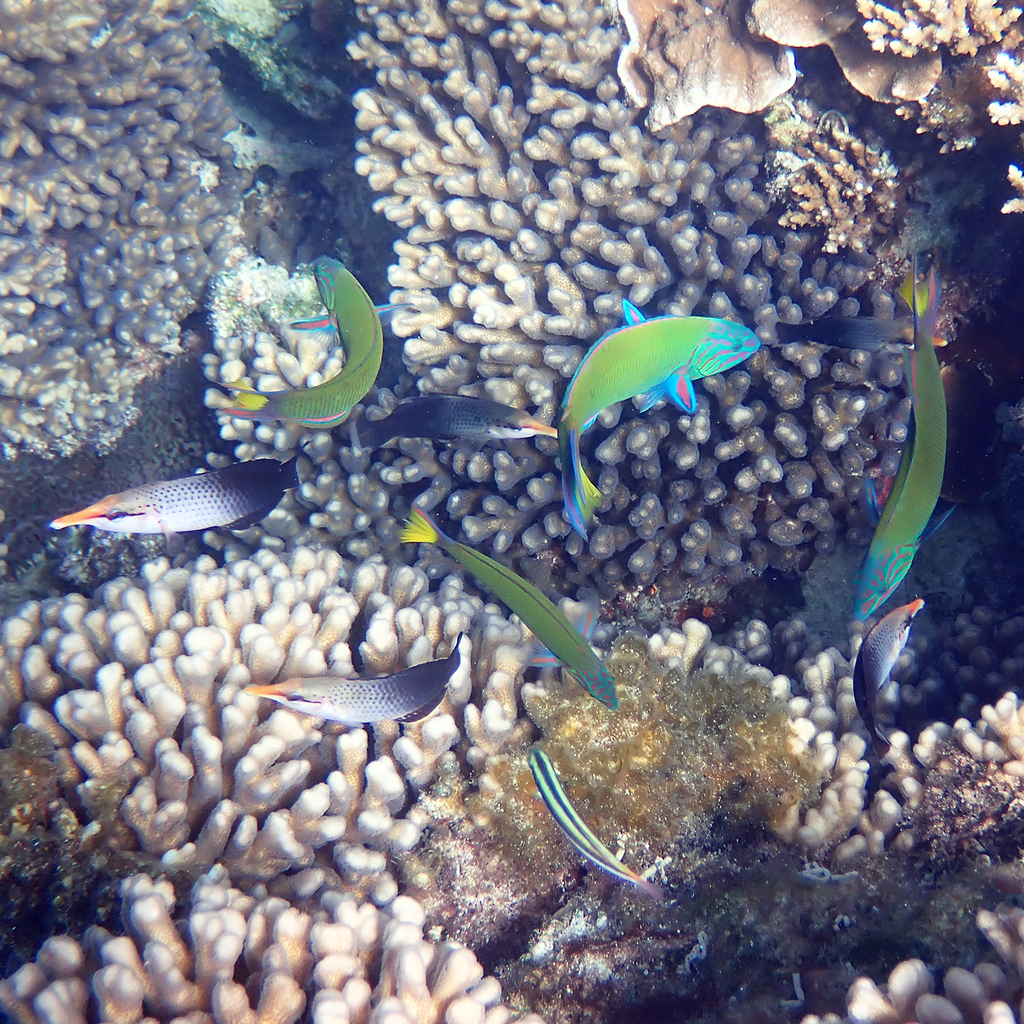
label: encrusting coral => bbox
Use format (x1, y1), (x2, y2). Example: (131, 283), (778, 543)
(0, 0), (242, 457)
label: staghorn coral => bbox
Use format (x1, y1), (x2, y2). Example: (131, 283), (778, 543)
(765, 98), (899, 255)
(988, 47), (1024, 212)
(0, 868), (546, 1024)
(0, 0), (242, 457)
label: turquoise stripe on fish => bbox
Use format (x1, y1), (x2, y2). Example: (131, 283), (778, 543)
(529, 748), (664, 900)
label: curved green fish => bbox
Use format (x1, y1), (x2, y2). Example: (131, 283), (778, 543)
(400, 507), (617, 709)
(854, 267), (946, 619)
(223, 257), (383, 428)
(559, 300), (760, 537)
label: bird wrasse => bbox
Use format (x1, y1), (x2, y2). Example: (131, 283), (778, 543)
(245, 635), (464, 725)
(559, 299), (760, 538)
(854, 266), (947, 620)
(49, 457), (299, 535)
(400, 507), (618, 709)
(354, 395), (557, 451)
(222, 257), (383, 428)
(529, 748), (664, 900)
(853, 598), (923, 756)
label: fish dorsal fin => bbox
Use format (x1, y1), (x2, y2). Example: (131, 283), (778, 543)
(622, 299), (646, 327)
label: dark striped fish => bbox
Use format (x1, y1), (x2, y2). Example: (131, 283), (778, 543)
(776, 317), (914, 351)
(355, 395), (556, 451)
(49, 457), (299, 535)
(853, 598), (923, 756)
(530, 748), (664, 899)
(245, 636), (463, 725)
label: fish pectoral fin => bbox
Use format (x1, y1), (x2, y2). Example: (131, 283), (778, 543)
(622, 299), (646, 326)
(635, 369), (697, 414)
(283, 315), (342, 351)
(862, 476), (883, 526)
(922, 500), (955, 540)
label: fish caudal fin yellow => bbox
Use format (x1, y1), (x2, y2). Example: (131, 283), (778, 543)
(224, 380), (271, 414)
(559, 425), (604, 538)
(400, 506), (443, 546)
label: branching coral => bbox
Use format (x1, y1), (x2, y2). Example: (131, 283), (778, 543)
(0, 0), (242, 457)
(0, 869), (544, 1024)
(765, 98), (899, 254)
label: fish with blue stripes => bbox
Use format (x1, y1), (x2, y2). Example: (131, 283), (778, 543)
(529, 748), (664, 899)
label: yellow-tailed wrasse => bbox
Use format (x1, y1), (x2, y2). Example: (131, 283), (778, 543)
(853, 598), (924, 757)
(245, 635), (463, 725)
(559, 299), (760, 537)
(855, 265), (948, 619)
(49, 456), (299, 536)
(222, 257), (384, 428)
(400, 507), (617, 709)
(354, 395), (557, 451)
(529, 748), (664, 900)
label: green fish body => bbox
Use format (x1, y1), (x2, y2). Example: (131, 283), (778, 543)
(559, 300), (760, 537)
(223, 257), (383, 428)
(855, 269), (946, 619)
(400, 507), (617, 709)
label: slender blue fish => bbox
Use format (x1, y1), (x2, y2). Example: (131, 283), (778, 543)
(530, 748), (664, 900)
(356, 395), (557, 451)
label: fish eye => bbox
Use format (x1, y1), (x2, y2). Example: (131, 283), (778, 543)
(105, 507), (130, 520)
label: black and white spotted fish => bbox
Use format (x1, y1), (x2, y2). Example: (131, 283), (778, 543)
(245, 636), (464, 725)
(49, 457), (299, 535)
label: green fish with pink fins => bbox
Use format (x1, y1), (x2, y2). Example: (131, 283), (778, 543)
(222, 257), (384, 429)
(559, 299), (760, 538)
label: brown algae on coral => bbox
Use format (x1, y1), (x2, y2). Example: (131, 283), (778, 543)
(468, 633), (829, 895)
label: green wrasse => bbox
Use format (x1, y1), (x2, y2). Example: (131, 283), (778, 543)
(50, 457), (299, 536)
(854, 267), (946, 619)
(559, 299), (760, 537)
(853, 599), (923, 756)
(245, 636), (462, 725)
(223, 257), (383, 428)
(529, 748), (664, 899)
(400, 507), (617, 709)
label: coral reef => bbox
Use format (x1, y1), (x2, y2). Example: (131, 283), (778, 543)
(0, 869), (544, 1024)
(0, 0), (242, 457)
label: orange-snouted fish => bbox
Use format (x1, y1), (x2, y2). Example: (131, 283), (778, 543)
(50, 457), (299, 535)
(355, 395), (556, 451)
(853, 598), (924, 757)
(244, 636), (463, 725)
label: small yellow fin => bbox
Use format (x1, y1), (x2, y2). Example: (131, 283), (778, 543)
(400, 507), (440, 545)
(225, 380), (269, 412)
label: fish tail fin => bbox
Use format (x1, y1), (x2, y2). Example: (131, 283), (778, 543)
(900, 258), (940, 340)
(223, 380), (271, 415)
(559, 424), (602, 538)
(400, 506), (443, 546)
